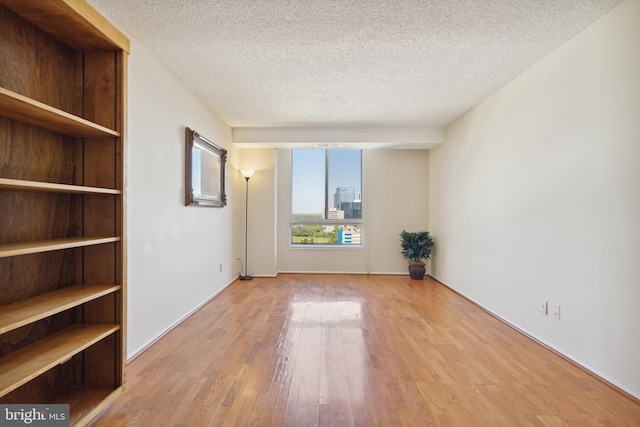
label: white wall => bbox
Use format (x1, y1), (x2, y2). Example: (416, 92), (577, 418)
(429, 0), (640, 397)
(274, 148), (429, 274)
(365, 149), (430, 274)
(126, 40), (242, 357)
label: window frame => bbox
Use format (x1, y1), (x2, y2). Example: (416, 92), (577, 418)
(290, 148), (363, 247)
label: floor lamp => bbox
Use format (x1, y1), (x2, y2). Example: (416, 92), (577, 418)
(239, 169), (254, 280)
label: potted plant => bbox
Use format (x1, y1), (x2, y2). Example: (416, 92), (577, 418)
(400, 230), (434, 280)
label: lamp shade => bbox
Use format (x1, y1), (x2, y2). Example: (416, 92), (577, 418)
(240, 169), (255, 179)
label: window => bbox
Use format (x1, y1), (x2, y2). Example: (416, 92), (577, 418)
(291, 149), (362, 246)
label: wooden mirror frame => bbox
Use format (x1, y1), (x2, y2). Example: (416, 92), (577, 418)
(185, 127), (227, 207)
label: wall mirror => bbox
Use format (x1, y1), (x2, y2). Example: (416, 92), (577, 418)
(185, 127), (227, 207)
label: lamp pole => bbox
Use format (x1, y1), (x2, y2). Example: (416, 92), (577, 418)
(240, 170), (254, 280)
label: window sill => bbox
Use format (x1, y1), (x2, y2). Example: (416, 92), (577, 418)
(290, 244), (364, 250)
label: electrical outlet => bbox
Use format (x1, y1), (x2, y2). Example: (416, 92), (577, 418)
(552, 304), (560, 319)
(219, 264), (223, 272)
(540, 300), (548, 315)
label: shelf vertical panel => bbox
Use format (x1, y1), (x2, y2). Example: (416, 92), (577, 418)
(81, 49), (125, 391)
(117, 50), (128, 387)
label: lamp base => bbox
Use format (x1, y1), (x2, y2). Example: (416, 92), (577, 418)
(239, 275), (253, 281)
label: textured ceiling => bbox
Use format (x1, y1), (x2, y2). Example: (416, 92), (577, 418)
(88, 0), (622, 129)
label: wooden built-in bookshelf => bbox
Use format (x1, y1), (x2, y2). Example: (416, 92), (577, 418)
(0, 1), (129, 425)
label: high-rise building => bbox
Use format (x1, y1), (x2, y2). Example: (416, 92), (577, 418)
(334, 187), (354, 209)
(334, 187), (361, 219)
(327, 209), (344, 219)
(352, 198), (362, 219)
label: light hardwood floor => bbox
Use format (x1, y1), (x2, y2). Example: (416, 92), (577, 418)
(91, 274), (640, 426)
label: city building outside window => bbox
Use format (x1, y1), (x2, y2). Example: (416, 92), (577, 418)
(291, 148), (362, 246)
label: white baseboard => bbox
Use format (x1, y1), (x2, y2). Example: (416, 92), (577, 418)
(276, 270), (409, 275)
(366, 271), (407, 276)
(127, 276), (237, 361)
(251, 271), (409, 276)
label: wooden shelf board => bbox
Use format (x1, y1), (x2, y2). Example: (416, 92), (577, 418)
(0, 178), (121, 195)
(0, 0), (130, 53)
(0, 237), (120, 258)
(54, 386), (122, 427)
(0, 284), (121, 334)
(0, 87), (120, 138)
(0, 323), (120, 397)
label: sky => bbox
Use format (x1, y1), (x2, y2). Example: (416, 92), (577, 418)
(292, 149), (361, 216)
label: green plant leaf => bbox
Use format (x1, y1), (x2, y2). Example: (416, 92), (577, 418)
(400, 230), (434, 262)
